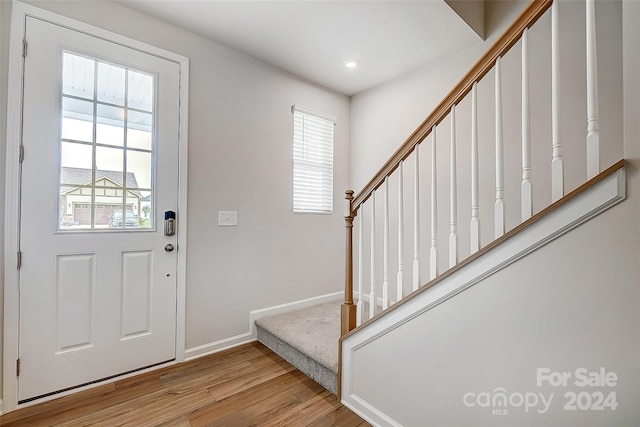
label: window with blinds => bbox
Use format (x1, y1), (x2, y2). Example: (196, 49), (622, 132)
(292, 105), (335, 214)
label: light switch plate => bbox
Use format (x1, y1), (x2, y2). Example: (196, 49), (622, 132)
(218, 211), (238, 226)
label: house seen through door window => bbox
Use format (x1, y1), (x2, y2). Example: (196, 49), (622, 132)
(59, 51), (154, 230)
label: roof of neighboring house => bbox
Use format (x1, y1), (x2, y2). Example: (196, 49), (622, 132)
(61, 167), (140, 189)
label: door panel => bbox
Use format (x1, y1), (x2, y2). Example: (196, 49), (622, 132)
(121, 251), (152, 338)
(56, 253), (96, 352)
(18, 16), (180, 401)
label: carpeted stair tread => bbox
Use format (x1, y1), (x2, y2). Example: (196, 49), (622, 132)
(255, 301), (340, 372)
(255, 300), (340, 394)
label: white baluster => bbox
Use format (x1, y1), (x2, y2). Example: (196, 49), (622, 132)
(551, 0), (564, 202)
(471, 82), (480, 253)
(397, 161), (404, 303)
(413, 144), (421, 291)
(586, 0), (600, 179)
(430, 128), (438, 280)
(449, 105), (458, 268)
(369, 192), (376, 319)
(521, 28), (533, 221)
(382, 177), (390, 310)
(495, 57), (505, 238)
(356, 211), (364, 326)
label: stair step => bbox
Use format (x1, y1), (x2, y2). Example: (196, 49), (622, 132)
(255, 300), (340, 394)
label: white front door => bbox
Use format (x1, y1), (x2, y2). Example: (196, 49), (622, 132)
(18, 16), (181, 402)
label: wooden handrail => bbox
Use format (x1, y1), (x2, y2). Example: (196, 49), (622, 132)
(351, 0), (553, 213)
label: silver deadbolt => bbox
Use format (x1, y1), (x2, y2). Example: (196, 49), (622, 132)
(165, 244), (175, 252)
(165, 211), (176, 236)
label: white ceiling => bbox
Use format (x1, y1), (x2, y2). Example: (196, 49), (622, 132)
(116, 0), (483, 96)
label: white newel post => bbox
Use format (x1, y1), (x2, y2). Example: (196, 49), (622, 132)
(449, 105), (458, 268)
(382, 177), (390, 310)
(369, 191), (376, 319)
(551, 0), (564, 202)
(396, 161), (404, 303)
(413, 144), (421, 291)
(470, 82), (480, 253)
(430, 128), (438, 280)
(521, 28), (533, 221)
(586, 0), (600, 179)
(495, 57), (505, 238)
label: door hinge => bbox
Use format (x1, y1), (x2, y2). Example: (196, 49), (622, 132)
(19, 145), (24, 163)
(22, 39), (27, 57)
(16, 359), (21, 377)
(17, 251), (22, 270)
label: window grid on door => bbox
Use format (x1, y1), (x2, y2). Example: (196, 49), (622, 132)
(59, 51), (155, 230)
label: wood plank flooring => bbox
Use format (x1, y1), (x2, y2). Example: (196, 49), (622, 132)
(0, 342), (370, 427)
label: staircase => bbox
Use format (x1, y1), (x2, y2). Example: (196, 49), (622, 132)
(262, 0), (632, 425)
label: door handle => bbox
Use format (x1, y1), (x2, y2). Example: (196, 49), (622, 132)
(165, 244), (175, 252)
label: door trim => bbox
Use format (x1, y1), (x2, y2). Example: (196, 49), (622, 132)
(3, 1), (189, 413)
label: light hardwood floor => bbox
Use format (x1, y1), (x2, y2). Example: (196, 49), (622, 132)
(0, 342), (370, 427)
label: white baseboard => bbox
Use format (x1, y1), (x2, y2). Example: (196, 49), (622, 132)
(184, 332), (255, 361)
(184, 291), (343, 361)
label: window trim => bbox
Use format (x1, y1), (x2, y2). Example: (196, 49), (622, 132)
(291, 104), (336, 214)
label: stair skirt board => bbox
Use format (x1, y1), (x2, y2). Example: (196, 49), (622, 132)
(256, 326), (338, 395)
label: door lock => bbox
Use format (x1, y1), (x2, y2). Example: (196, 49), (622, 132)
(165, 244), (175, 252)
(164, 211), (176, 236)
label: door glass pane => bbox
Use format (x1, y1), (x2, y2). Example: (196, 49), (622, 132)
(97, 62), (125, 106)
(96, 146), (124, 174)
(127, 128), (152, 151)
(62, 52), (94, 99)
(128, 70), (153, 112)
(60, 189), (94, 230)
(61, 141), (92, 171)
(59, 51), (155, 231)
(127, 111), (152, 150)
(127, 150), (151, 189)
(96, 105), (124, 147)
(139, 192), (153, 229)
(104, 204), (138, 229)
(62, 98), (93, 142)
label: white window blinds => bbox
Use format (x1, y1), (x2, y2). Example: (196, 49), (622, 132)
(292, 105), (335, 214)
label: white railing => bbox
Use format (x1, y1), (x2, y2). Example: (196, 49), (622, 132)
(344, 0), (605, 332)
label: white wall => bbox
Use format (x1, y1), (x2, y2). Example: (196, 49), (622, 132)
(350, 1), (527, 193)
(1, 0), (350, 363)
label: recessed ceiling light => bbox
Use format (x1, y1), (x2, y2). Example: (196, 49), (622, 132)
(345, 59), (360, 69)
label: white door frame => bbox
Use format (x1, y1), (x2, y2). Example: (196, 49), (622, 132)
(3, 1), (189, 413)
